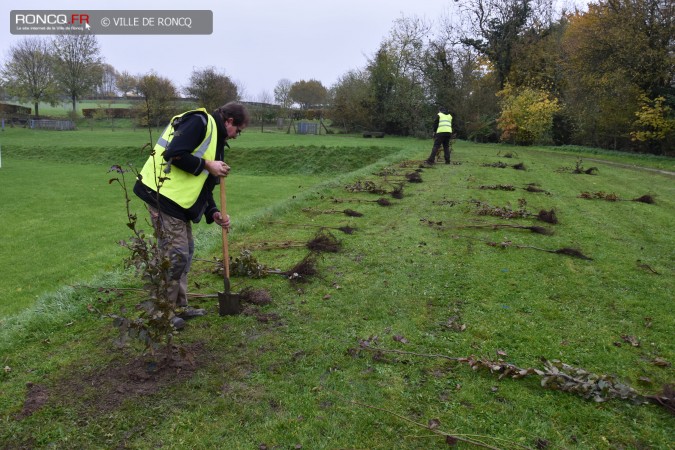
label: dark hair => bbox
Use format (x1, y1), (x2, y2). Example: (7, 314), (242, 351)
(215, 102), (250, 127)
(438, 106), (449, 114)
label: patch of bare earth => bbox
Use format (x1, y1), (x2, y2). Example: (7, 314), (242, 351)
(14, 342), (209, 420)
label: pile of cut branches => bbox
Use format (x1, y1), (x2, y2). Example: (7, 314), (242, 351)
(355, 342), (674, 414)
(471, 199), (558, 224)
(345, 180), (388, 194)
(578, 191), (620, 201)
(246, 229), (344, 252)
(557, 159), (598, 175)
(481, 161), (508, 168)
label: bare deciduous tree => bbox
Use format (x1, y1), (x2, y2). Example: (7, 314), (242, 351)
(1, 37), (58, 117)
(53, 33), (103, 111)
(274, 78), (293, 109)
(96, 63), (118, 98)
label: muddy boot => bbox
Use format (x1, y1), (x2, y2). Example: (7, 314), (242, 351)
(178, 307), (207, 320)
(171, 316), (186, 330)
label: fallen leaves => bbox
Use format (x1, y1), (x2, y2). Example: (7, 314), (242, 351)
(621, 335), (641, 347)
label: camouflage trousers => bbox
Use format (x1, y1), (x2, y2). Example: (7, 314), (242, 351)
(148, 206), (194, 308)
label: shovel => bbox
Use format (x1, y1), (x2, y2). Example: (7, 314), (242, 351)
(218, 175), (241, 315)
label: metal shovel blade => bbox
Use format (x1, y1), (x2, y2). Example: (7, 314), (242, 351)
(218, 269), (242, 315)
(218, 290), (241, 315)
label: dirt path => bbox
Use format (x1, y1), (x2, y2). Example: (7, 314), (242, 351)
(583, 158), (675, 177)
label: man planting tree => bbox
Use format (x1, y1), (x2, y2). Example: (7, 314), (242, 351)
(134, 102), (250, 329)
(425, 106), (454, 165)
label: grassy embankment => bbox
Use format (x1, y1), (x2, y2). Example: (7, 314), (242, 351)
(0, 126), (673, 449)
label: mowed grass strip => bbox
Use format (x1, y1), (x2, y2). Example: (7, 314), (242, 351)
(0, 160), (324, 316)
(0, 134), (673, 449)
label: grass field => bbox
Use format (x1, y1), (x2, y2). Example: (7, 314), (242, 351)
(0, 126), (673, 449)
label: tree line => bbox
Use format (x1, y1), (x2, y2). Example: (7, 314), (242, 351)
(1, 0), (673, 154)
(0, 32), (327, 130)
(328, 0), (673, 154)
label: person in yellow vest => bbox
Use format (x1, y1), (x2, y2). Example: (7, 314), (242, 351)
(425, 106), (453, 165)
(134, 102), (250, 329)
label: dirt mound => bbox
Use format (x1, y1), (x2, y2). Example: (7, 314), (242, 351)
(15, 343), (208, 421)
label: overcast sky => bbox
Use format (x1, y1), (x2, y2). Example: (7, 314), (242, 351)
(2, 0), (587, 101)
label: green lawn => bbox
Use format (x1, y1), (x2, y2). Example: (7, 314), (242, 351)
(0, 127), (673, 449)
(0, 157), (324, 316)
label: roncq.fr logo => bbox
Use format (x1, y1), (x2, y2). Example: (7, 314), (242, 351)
(14, 13), (90, 26)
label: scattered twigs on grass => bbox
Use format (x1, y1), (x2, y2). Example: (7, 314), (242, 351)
(349, 400), (509, 449)
(475, 184), (550, 195)
(73, 283), (272, 305)
(471, 199), (529, 219)
(206, 250), (320, 283)
(375, 167), (424, 176)
(486, 239), (591, 260)
(578, 191), (619, 201)
(573, 159), (598, 174)
(636, 260), (660, 274)
(381, 172), (423, 183)
(397, 159), (426, 168)
(535, 209), (558, 224)
(233, 241), (304, 251)
(481, 161), (508, 168)
(264, 221), (357, 235)
(331, 197), (392, 206)
(471, 200), (558, 224)
(452, 234), (591, 260)
(267, 252), (321, 283)
(390, 184), (405, 199)
(229, 249), (271, 277)
(301, 207), (364, 217)
(578, 192), (657, 204)
(478, 184), (516, 191)
(247, 230), (343, 252)
(306, 230), (343, 251)
(356, 344), (674, 413)
(424, 220), (554, 236)
(345, 180), (388, 194)
(354, 174), (408, 197)
(497, 150), (519, 158)
(523, 183), (550, 195)
(195, 250), (319, 285)
(557, 159), (598, 175)
(194, 250), (271, 278)
(481, 161), (526, 170)
(173, 288), (273, 306)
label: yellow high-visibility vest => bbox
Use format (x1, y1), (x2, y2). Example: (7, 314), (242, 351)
(139, 108), (217, 209)
(436, 112), (453, 133)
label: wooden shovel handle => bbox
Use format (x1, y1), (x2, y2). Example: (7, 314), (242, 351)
(219, 176), (229, 279)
